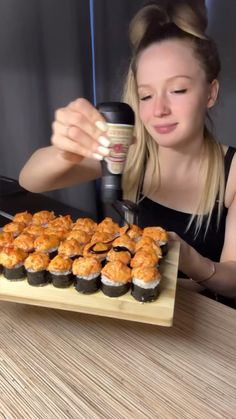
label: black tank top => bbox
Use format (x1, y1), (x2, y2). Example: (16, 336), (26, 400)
(138, 146), (236, 262)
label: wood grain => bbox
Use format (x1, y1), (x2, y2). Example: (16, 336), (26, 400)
(0, 242), (180, 326)
(0, 287), (235, 419)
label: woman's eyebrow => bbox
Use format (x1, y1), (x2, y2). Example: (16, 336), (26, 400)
(137, 75), (193, 88)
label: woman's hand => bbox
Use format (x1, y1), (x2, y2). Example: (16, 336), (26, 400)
(167, 231), (190, 272)
(168, 231), (215, 283)
(51, 98), (111, 164)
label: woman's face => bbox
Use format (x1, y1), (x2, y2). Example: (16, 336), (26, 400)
(136, 39), (215, 149)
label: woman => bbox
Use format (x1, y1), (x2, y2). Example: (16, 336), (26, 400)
(19, 2), (236, 299)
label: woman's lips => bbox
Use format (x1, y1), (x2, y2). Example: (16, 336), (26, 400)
(153, 123), (178, 134)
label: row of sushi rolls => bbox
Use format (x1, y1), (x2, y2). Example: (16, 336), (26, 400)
(0, 210), (169, 303)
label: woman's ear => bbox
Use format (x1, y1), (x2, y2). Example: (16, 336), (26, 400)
(207, 79), (219, 109)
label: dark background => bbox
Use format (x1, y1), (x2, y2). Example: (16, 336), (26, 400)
(0, 0), (236, 219)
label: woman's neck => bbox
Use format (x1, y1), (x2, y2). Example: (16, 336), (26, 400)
(157, 137), (206, 170)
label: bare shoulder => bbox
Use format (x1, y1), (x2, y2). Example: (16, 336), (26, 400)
(223, 144), (236, 208)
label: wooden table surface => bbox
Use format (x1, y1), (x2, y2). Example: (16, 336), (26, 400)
(0, 286), (235, 419)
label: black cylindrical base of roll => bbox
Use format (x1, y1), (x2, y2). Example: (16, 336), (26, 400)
(131, 283), (160, 302)
(3, 265), (25, 280)
(26, 270), (49, 286)
(101, 282), (130, 297)
(75, 275), (101, 294)
(51, 273), (74, 288)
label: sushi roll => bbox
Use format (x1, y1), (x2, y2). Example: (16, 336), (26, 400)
(32, 210), (56, 226)
(135, 236), (163, 258)
(119, 223), (143, 242)
(66, 229), (91, 247)
(90, 231), (114, 246)
(112, 234), (136, 256)
(96, 217), (120, 237)
(23, 224), (46, 238)
(34, 233), (60, 259)
(47, 255), (73, 288)
(0, 246), (28, 280)
(14, 233), (35, 253)
(13, 211), (33, 226)
(45, 226), (69, 241)
(58, 238), (83, 260)
(131, 267), (161, 302)
(101, 261), (131, 297)
(106, 248), (131, 266)
(47, 214), (73, 230)
(72, 257), (101, 294)
(83, 242), (110, 265)
(130, 248), (160, 269)
(73, 217), (97, 235)
(143, 227), (169, 255)
(2, 221), (25, 238)
(24, 252), (50, 286)
(0, 231), (14, 248)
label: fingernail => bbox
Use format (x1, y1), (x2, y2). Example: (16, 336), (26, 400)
(95, 120), (108, 132)
(93, 153), (103, 161)
(98, 146), (110, 156)
(98, 136), (111, 147)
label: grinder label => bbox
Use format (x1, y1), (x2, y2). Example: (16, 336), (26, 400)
(105, 123), (133, 174)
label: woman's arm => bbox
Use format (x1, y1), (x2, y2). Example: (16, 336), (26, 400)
(169, 193), (236, 298)
(19, 146), (101, 192)
(19, 98), (110, 192)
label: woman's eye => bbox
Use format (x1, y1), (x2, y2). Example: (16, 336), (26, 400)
(172, 89), (187, 94)
(139, 95), (152, 101)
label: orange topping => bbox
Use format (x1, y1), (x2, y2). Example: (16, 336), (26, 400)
(130, 249), (159, 269)
(132, 267), (161, 282)
(107, 248), (131, 265)
(14, 233), (35, 252)
(66, 229), (91, 245)
(2, 222), (25, 236)
(23, 225), (46, 237)
(112, 234), (135, 254)
(96, 217), (120, 236)
(34, 234), (60, 252)
(0, 247), (28, 268)
(73, 218), (97, 234)
(135, 236), (162, 257)
(143, 226), (168, 242)
(24, 252), (49, 271)
(101, 261), (131, 283)
(32, 210), (56, 225)
(119, 224), (143, 240)
(72, 257), (101, 276)
(0, 232), (14, 247)
(47, 215), (73, 230)
(90, 231), (114, 245)
(47, 255), (72, 272)
(58, 239), (83, 257)
(13, 211), (32, 225)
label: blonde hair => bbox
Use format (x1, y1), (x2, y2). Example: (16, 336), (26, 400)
(122, 2), (225, 235)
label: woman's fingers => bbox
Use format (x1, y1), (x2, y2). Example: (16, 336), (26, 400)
(51, 132), (109, 161)
(56, 98), (109, 140)
(52, 98), (111, 161)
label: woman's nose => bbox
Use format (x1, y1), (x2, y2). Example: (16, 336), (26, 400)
(153, 95), (171, 117)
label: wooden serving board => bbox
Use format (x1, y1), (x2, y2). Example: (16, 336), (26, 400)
(0, 241), (179, 326)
